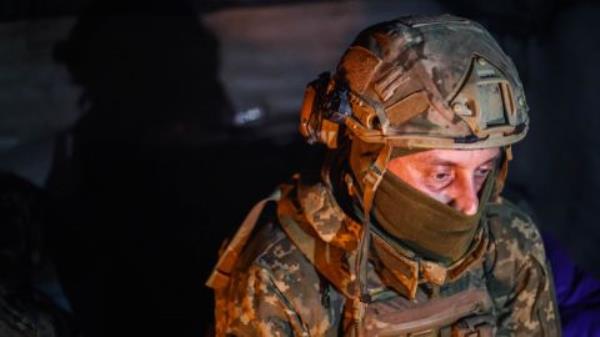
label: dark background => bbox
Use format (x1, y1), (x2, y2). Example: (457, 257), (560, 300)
(0, 0), (599, 336)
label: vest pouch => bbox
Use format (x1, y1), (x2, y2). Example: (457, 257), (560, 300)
(451, 314), (495, 337)
(362, 289), (494, 337)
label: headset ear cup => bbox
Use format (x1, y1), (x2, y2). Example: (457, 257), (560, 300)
(299, 72), (343, 148)
(299, 84), (320, 144)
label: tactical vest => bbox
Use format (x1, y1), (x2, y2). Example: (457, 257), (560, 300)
(207, 195), (497, 337)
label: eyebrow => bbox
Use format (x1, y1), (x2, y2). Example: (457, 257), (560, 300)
(479, 157), (499, 166)
(428, 157), (498, 167)
(428, 159), (455, 166)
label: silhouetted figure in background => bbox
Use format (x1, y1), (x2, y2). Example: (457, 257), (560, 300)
(49, 1), (232, 336)
(47, 1), (320, 336)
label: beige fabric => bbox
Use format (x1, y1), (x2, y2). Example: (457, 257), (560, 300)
(371, 169), (495, 264)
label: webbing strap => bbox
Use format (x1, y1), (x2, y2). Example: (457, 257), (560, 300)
(361, 143), (393, 216)
(350, 143), (393, 337)
(206, 197), (274, 290)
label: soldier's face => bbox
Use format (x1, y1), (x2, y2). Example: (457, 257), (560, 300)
(386, 148), (500, 215)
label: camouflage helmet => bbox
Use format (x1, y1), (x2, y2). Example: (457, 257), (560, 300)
(299, 14), (527, 214)
(300, 14), (528, 150)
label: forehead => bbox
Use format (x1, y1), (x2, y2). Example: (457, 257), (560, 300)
(389, 148), (501, 168)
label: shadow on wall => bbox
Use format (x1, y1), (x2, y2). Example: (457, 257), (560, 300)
(45, 1), (320, 336)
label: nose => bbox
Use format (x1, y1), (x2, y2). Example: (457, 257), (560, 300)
(449, 174), (479, 216)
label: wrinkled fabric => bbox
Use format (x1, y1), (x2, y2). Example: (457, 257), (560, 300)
(211, 177), (561, 337)
(372, 170), (495, 263)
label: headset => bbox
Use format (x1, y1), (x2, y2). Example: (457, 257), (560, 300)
(299, 72), (353, 149)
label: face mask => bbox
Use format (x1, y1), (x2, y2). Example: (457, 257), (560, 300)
(371, 169), (495, 264)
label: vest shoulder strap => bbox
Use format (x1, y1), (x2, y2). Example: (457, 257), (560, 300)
(205, 197), (275, 290)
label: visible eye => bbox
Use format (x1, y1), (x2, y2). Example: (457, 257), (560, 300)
(427, 168), (454, 189)
(435, 172), (450, 181)
(475, 166), (492, 178)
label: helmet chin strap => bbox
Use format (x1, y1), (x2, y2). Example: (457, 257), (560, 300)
(361, 143), (394, 216)
(493, 145), (512, 200)
(348, 143), (393, 336)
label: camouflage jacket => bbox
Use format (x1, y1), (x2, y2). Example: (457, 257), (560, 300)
(208, 175), (561, 337)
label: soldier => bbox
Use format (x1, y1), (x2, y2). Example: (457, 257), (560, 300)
(207, 15), (561, 337)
